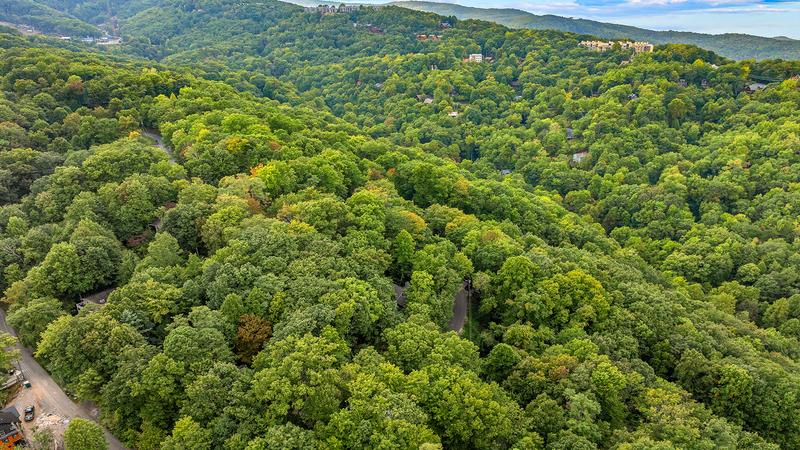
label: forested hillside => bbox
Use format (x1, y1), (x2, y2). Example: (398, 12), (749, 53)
(2, 2), (800, 449)
(0, 0), (101, 36)
(394, 1), (800, 61)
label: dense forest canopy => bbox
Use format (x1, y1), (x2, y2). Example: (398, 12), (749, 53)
(1, 2), (800, 449)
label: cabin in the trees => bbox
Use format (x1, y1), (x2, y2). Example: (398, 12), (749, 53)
(0, 407), (23, 449)
(745, 82), (767, 94)
(572, 151), (590, 164)
(77, 287), (115, 311)
(394, 282), (409, 307)
(467, 54), (484, 63)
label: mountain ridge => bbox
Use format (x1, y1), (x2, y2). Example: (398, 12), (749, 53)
(391, 0), (800, 60)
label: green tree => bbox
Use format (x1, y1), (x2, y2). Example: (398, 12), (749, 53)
(6, 297), (65, 348)
(161, 417), (211, 450)
(64, 418), (108, 450)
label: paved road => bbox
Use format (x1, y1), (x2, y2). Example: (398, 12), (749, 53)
(448, 282), (469, 332)
(0, 309), (127, 450)
(141, 128), (175, 162)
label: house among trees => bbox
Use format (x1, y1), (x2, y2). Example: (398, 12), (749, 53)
(467, 54), (484, 63)
(394, 282), (409, 307)
(416, 34), (442, 41)
(572, 151), (590, 163)
(0, 407), (24, 449)
(77, 287), (116, 311)
(745, 82), (767, 93)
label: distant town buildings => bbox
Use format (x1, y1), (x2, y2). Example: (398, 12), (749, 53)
(304, 4), (383, 14)
(80, 35), (122, 45)
(416, 34), (442, 41)
(579, 40), (654, 54)
(0, 21), (40, 36)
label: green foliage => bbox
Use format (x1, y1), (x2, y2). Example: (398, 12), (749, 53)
(0, 5), (799, 449)
(6, 296), (64, 348)
(64, 418), (108, 450)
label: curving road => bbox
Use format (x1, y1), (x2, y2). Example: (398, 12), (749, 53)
(0, 309), (127, 450)
(141, 128), (175, 163)
(448, 282), (469, 332)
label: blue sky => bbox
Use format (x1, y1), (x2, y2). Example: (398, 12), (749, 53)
(379, 0), (800, 38)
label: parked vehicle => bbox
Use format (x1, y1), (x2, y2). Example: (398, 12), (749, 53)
(23, 405), (34, 422)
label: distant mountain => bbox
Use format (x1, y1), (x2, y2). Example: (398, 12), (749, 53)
(0, 0), (101, 36)
(393, 1), (800, 60)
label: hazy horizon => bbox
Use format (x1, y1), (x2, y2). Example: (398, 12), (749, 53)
(338, 0), (800, 39)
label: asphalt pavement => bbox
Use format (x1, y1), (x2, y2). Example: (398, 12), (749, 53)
(448, 282), (469, 332)
(0, 308), (127, 450)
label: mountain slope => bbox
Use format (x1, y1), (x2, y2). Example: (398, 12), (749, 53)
(393, 0), (800, 60)
(0, 0), (100, 36)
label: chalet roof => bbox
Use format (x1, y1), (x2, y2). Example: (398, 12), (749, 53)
(572, 151), (590, 163)
(80, 287), (115, 304)
(0, 407), (19, 425)
(394, 282), (409, 306)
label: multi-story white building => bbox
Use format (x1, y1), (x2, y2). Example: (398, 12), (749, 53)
(579, 40), (654, 54)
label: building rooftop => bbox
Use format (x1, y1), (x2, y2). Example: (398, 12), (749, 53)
(0, 407), (19, 425)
